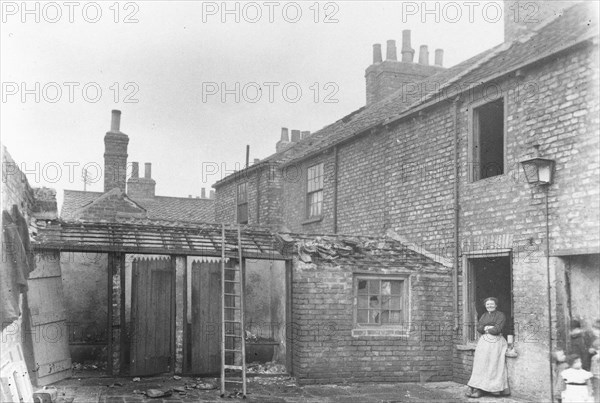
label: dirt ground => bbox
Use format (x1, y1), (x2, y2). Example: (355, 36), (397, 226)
(47, 371), (535, 403)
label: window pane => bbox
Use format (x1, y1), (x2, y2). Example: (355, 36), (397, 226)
(369, 309), (380, 324)
(357, 310), (368, 324)
(357, 280), (367, 294)
(388, 310), (402, 323)
(380, 310), (390, 324)
(357, 295), (368, 309)
(369, 296), (379, 309)
(381, 281), (391, 295)
(368, 280), (380, 294)
(389, 297), (402, 310)
(391, 280), (403, 295)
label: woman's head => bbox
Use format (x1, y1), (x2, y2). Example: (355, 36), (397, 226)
(567, 354), (582, 369)
(484, 297), (498, 312)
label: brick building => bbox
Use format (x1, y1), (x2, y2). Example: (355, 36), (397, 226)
(213, 2), (599, 399)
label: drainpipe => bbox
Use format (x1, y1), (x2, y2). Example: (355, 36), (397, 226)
(333, 145), (339, 234)
(452, 97), (460, 332)
(545, 186), (554, 402)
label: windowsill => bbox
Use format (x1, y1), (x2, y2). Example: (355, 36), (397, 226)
(352, 327), (409, 338)
(456, 343), (477, 351)
(302, 216), (323, 225)
(468, 172), (506, 184)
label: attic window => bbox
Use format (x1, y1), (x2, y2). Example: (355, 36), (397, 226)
(237, 182), (248, 224)
(471, 97), (505, 181)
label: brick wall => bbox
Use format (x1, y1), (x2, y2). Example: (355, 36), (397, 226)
(291, 259), (454, 384)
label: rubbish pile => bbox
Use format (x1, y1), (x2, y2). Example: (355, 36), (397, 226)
(247, 361), (286, 374)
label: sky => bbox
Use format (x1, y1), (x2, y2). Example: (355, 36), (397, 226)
(1, 0), (506, 209)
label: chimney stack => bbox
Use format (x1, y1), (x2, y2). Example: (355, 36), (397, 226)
(276, 127), (291, 153)
(210, 190), (215, 199)
(401, 30), (414, 62)
(110, 109), (121, 133)
(131, 162), (139, 179)
(127, 161), (156, 200)
(434, 49), (444, 67)
(419, 45), (429, 65)
(201, 188), (206, 198)
(104, 110), (129, 192)
(373, 43), (382, 63)
(291, 130), (301, 142)
(386, 40), (397, 61)
(301, 131), (311, 139)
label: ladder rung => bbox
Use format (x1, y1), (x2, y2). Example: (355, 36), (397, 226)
(225, 334), (243, 338)
(224, 348), (243, 352)
(224, 280), (240, 283)
(224, 293), (240, 296)
(224, 306), (240, 310)
(223, 320), (242, 323)
(224, 267), (240, 271)
(224, 365), (243, 370)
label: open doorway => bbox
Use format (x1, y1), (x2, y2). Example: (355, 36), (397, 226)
(465, 255), (513, 341)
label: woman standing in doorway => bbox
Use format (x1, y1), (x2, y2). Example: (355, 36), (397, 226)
(466, 297), (511, 398)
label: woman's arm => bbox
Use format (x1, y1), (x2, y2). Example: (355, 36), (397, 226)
(476, 314), (488, 334)
(486, 312), (506, 335)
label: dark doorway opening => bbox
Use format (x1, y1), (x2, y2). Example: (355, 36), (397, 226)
(470, 255), (513, 337)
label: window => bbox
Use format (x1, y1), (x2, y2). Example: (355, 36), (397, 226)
(236, 182), (248, 224)
(306, 163), (324, 218)
(471, 97), (505, 181)
(355, 277), (406, 326)
(463, 254), (513, 343)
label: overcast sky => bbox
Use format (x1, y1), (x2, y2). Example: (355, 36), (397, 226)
(1, 1), (507, 208)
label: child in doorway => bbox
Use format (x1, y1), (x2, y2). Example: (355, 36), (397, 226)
(554, 349), (569, 403)
(561, 354), (593, 403)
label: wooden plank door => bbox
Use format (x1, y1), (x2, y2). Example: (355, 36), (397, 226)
(130, 257), (174, 376)
(24, 251), (72, 386)
(188, 260), (221, 375)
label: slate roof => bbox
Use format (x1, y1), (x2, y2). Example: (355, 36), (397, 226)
(61, 189), (215, 223)
(214, 1), (597, 185)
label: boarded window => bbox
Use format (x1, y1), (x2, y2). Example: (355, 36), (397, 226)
(472, 98), (504, 181)
(237, 182), (248, 224)
(355, 277), (406, 326)
(306, 163), (324, 218)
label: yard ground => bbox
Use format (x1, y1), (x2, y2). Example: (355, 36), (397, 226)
(48, 372), (535, 403)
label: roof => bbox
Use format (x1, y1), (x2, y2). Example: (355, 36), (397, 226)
(61, 189), (215, 222)
(214, 1), (597, 183)
(32, 219), (449, 270)
(33, 220), (284, 260)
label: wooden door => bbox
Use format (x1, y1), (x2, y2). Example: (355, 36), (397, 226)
(188, 260), (221, 375)
(24, 251), (72, 386)
(130, 257), (174, 376)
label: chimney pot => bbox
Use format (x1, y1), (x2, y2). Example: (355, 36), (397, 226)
(419, 45), (429, 65)
(386, 39), (397, 61)
(131, 162), (139, 178)
(254, 158), (260, 164)
(201, 188), (206, 199)
(373, 44), (382, 63)
(401, 30), (414, 62)
(280, 127), (289, 141)
(291, 130), (301, 142)
(188, 195), (192, 198)
(144, 163), (152, 179)
(110, 110), (121, 132)
(210, 190), (215, 199)
(434, 49), (444, 67)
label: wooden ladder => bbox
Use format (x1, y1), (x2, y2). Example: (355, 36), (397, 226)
(220, 224), (247, 398)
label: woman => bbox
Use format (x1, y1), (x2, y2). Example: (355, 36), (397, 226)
(466, 297), (510, 398)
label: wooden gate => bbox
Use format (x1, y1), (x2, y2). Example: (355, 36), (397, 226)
(130, 257), (174, 376)
(25, 251), (72, 386)
(187, 260), (222, 375)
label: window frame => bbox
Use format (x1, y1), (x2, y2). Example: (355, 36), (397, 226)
(468, 94), (507, 182)
(461, 250), (513, 344)
(236, 182), (248, 224)
(305, 162), (324, 219)
(352, 274), (410, 329)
